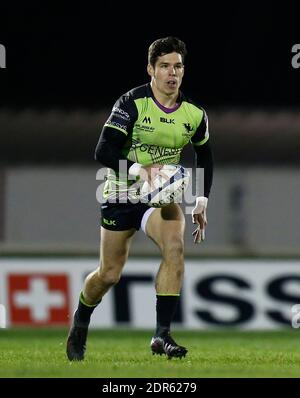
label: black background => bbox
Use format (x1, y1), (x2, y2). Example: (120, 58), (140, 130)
(0, 3), (299, 110)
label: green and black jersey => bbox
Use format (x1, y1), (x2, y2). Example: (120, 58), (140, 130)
(96, 83), (210, 200)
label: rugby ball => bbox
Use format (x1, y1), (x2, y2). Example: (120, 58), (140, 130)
(140, 164), (190, 208)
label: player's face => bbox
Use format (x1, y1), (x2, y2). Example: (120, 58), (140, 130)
(147, 52), (184, 96)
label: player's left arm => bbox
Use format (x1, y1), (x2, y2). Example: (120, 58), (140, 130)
(190, 109), (214, 243)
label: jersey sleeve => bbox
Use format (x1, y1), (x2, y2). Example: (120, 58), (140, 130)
(94, 93), (138, 171)
(104, 94), (138, 136)
(194, 141), (214, 198)
(190, 108), (209, 146)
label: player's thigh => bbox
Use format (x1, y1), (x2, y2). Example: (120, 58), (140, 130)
(100, 227), (135, 272)
(146, 203), (185, 252)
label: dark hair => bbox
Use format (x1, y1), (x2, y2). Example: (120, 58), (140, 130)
(148, 36), (187, 67)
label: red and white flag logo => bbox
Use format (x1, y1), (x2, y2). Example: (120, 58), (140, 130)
(8, 274), (70, 326)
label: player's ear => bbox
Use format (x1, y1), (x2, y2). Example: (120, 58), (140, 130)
(147, 63), (154, 77)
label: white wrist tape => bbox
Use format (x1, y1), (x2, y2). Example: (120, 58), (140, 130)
(192, 196), (208, 216)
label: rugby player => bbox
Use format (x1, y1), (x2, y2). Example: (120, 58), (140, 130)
(67, 36), (213, 360)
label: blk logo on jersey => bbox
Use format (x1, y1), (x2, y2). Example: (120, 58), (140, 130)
(8, 274), (70, 325)
(160, 117), (175, 124)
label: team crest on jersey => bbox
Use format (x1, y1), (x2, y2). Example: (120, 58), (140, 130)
(182, 123), (194, 138)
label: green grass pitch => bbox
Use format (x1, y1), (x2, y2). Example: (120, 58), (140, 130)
(0, 328), (300, 378)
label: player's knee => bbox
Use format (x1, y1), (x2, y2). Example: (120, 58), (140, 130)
(100, 270), (121, 287)
(97, 264), (122, 287)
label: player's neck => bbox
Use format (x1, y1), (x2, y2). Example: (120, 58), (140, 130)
(150, 82), (178, 108)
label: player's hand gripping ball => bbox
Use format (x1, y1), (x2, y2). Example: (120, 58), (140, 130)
(140, 164), (190, 208)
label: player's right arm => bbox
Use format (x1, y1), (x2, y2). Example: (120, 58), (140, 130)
(95, 95), (137, 172)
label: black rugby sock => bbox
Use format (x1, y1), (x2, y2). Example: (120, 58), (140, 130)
(74, 292), (101, 327)
(155, 294), (180, 336)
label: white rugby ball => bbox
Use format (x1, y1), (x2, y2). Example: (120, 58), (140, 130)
(140, 164), (190, 208)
